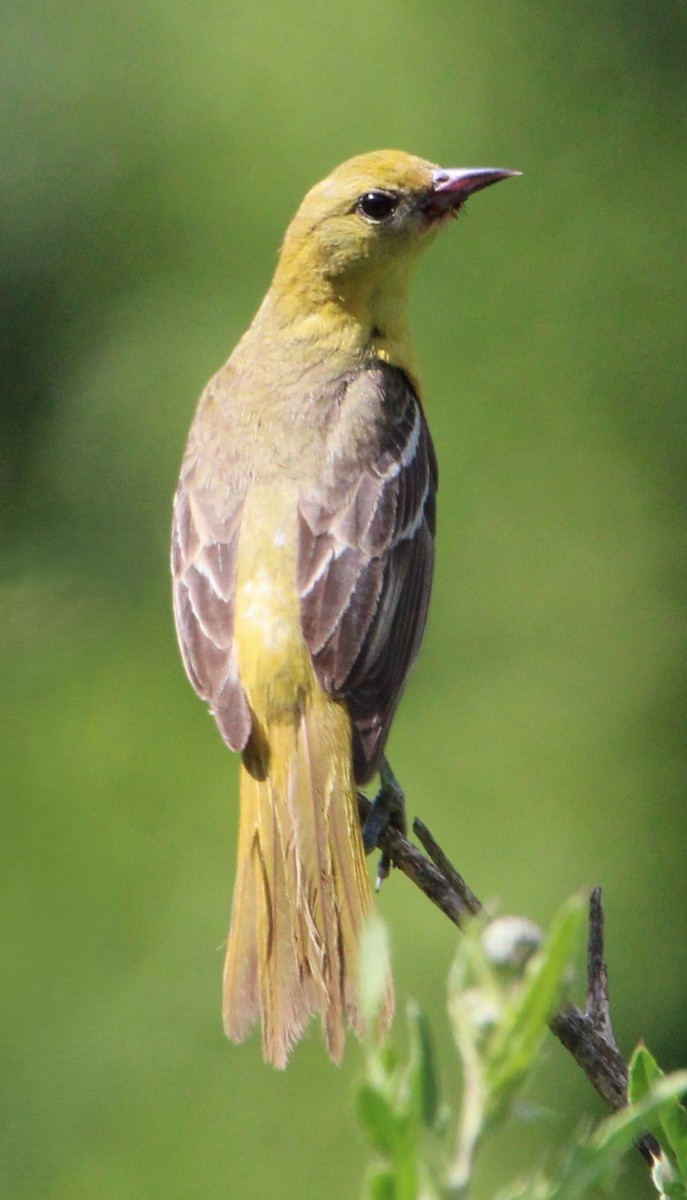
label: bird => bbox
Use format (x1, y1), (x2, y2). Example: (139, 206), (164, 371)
(171, 150), (518, 1067)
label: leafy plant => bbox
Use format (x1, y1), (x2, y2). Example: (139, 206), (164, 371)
(355, 900), (687, 1199)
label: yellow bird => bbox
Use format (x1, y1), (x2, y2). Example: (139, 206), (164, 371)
(171, 150), (517, 1067)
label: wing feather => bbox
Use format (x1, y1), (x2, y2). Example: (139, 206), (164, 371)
(171, 473), (252, 752)
(298, 363), (437, 783)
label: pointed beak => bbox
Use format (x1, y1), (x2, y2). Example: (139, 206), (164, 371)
(424, 166), (521, 218)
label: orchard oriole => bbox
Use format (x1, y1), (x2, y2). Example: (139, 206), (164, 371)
(172, 150), (517, 1066)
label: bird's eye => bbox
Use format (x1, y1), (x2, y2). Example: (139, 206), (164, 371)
(356, 191), (399, 222)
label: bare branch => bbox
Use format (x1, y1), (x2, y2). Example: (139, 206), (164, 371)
(586, 887), (613, 1038)
(549, 889), (661, 1166)
(359, 794), (473, 925)
(368, 812), (662, 1168)
(412, 817), (482, 916)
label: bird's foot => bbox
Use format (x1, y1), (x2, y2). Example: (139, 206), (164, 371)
(361, 758), (407, 889)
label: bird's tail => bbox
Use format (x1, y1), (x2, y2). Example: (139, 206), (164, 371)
(222, 688), (392, 1067)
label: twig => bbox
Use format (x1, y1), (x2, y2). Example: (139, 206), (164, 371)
(548, 888), (625, 1110)
(549, 888), (661, 1165)
(368, 814), (662, 1167)
(413, 818), (482, 916)
(586, 887), (613, 1039)
(358, 794), (473, 925)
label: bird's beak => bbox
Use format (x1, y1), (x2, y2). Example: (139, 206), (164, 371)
(424, 167), (521, 219)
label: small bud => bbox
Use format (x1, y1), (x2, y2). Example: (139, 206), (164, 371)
(482, 916), (543, 976)
(460, 986), (501, 1034)
(651, 1150), (679, 1197)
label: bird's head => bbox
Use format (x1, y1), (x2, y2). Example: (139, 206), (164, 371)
(257, 150), (518, 377)
(272, 150), (518, 317)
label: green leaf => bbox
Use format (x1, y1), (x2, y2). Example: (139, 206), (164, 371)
(356, 1081), (419, 1200)
(630, 1044), (663, 1104)
(368, 1167), (397, 1200)
(549, 1072), (687, 1200)
(356, 1082), (401, 1157)
(405, 1002), (441, 1131)
(485, 894), (586, 1113)
(629, 1046), (687, 1185)
(596, 1074), (687, 1160)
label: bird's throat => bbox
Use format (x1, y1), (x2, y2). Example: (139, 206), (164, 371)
(261, 271), (418, 383)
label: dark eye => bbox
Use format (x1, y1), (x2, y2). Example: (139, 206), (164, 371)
(356, 191), (399, 222)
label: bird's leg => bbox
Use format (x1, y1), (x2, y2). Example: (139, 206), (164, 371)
(362, 757), (407, 888)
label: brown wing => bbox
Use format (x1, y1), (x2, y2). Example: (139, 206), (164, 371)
(297, 363), (437, 784)
(171, 467), (252, 752)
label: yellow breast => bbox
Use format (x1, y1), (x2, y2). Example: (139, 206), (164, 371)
(233, 483), (314, 724)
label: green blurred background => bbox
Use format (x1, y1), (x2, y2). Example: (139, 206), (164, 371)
(3, 2), (686, 1197)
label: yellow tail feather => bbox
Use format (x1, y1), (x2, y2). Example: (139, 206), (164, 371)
(222, 689), (393, 1067)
